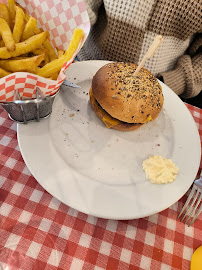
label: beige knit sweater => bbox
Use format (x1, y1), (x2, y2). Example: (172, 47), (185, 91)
(78, 0), (202, 98)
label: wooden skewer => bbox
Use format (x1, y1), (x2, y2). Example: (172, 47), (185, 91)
(133, 35), (163, 76)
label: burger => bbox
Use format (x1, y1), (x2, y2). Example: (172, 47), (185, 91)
(89, 62), (164, 131)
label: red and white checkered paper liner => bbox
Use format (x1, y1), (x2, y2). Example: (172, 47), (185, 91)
(0, 0), (90, 102)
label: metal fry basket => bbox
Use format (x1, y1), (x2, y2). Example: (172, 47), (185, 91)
(0, 88), (59, 124)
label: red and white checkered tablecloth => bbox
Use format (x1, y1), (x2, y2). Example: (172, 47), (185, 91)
(0, 103), (201, 270)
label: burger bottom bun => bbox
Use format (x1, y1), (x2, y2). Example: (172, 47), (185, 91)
(90, 91), (144, 132)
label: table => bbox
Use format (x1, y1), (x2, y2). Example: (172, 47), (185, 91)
(0, 103), (201, 270)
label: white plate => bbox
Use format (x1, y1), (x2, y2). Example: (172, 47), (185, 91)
(17, 60), (201, 220)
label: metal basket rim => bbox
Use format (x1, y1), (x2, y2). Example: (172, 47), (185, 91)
(0, 89), (59, 106)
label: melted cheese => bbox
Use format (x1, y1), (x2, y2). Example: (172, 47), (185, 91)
(102, 115), (120, 128)
(142, 114), (152, 123)
(142, 155), (179, 184)
(89, 88), (120, 128)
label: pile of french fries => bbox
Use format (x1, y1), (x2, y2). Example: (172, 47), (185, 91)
(0, 0), (84, 80)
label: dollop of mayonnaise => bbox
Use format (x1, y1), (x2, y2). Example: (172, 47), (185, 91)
(142, 155), (179, 184)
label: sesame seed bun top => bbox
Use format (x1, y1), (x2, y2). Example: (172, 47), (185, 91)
(91, 62), (164, 124)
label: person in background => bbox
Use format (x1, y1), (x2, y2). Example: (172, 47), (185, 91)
(78, 0), (202, 108)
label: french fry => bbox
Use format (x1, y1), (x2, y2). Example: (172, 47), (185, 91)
(32, 45), (49, 65)
(0, 3), (10, 26)
(32, 45), (47, 55)
(0, 54), (45, 72)
(33, 26), (42, 35)
(21, 17), (37, 41)
(7, 0), (16, 29)
(0, 18), (15, 52)
(0, 67), (11, 78)
(24, 11), (30, 23)
(44, 53), (50, 65)
(0, 39), (5, 47)
(13, 6), (25, 43)
(64, 29), (84, 58)
(57, 48), (64, 58)
(37, 28), (83, 78)
(43, 39), (57, 61)
(15, 4), (29, 21)
(48, 72), (59, 80)
(0, 31), (49, 59)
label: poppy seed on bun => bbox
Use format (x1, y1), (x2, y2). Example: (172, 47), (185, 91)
(90, 62), (164, 131)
